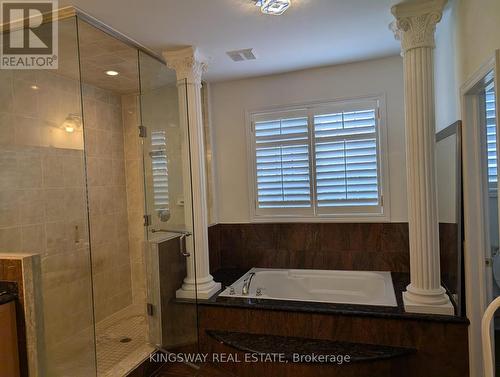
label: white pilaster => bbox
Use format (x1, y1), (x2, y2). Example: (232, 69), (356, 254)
(391, 0), (454, 315)
(163, 47), (220, 300)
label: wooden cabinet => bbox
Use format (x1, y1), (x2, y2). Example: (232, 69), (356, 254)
(0, 300), (20, 377)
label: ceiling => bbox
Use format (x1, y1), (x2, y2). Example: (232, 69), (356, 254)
(57, 18), (177, 94)
(59, 0), (402, 82)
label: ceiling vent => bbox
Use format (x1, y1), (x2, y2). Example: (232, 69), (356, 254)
(226, 49), (256, 62)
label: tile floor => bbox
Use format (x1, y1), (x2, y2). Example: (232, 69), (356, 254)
(96, 303), (154, 377)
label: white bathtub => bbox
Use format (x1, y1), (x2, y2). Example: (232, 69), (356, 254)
(218, 268), (397, 307)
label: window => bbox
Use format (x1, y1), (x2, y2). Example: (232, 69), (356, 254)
(486, 83), (497, 194)
(150, 129), (170, 221)
(248, 97), (388, 220)
(254, 111), (311, 210)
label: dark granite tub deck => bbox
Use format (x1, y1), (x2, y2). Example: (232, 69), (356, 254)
(198, 268), (467, 324)
(195, 268), (469, 377)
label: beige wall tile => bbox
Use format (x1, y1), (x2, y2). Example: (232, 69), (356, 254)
(42, 152), (65, 188)
(14, 116), (42, 147)
(0, 151), (18, 190)
(19, 189), (45, 225)
(13, 79), (38, 117)
(95, 101), (112, 130)
(111, 132), (125, 160)
(1, 74), (143, 342)
(0, 189), (19, 227)
(0, 113), (15, 146)
(62, 154), (85, 187)
(0, 227), (21, 252)
(96, 130), (112, 157)
(89, 214), (115, 246)
(17, 150), (42, 188)
(21, 224), (46, 253)
(0, 72), (13, 113)
(44, 189), (68, 222)
(45, 221), (71, 253)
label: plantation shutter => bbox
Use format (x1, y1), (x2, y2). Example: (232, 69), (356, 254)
(150, 129), (170, 216)
(253, 111), (312, 212)
(313, 106), (381, 213)
(486, 84), (498, 193)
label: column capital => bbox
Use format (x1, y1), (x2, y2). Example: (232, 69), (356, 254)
(390, 0), (447, 53)
(163, 46), (207, 85)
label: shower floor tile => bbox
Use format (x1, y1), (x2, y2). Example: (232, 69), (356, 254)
(96, 303), (155, 377)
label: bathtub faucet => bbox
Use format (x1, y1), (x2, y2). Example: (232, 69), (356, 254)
(242, 272), (255, 295)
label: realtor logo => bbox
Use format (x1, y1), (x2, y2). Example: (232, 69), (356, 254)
(1, 0), (58, 69)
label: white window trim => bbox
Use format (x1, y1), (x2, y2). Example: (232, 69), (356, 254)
(245, 94), (391, 223)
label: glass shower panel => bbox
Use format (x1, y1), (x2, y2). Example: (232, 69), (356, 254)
(78, 20), (153, 376)
(76, 19), (154, 376)
(0, 16), (96, 376)
(139, 52), (199, 351)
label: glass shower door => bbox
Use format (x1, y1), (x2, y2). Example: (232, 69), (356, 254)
(0, 15), (97, 377)
(139, 52), (199, 352)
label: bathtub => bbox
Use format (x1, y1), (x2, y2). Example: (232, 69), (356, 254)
(218, 268), (397, 307)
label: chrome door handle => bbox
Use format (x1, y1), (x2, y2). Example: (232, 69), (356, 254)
(151, 228), (192, 236)
(151, 229), (192, 257)
(179, 233), (191, 257)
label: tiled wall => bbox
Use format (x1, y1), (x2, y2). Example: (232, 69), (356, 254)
(0, 68), (142, 367)
(208, 222), (460, 295)
(82, 84), (133, 322)
(208, 223), (411, 273)
(122, 94), (147, 308)
(0, 69), (96, 371)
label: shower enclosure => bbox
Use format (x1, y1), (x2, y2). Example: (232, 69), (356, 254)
(0, 8), (198, 377)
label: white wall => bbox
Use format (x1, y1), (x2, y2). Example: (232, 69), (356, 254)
(435, 0), (500, 124)
(434, 0), (460, 131)
(210, 55), (407, 223)
(433, 2), (500, 376)
(456, 0), (500, 83)
(436, 135), (458, 223)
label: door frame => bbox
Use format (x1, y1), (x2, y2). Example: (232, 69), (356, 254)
(461, 50), (500, 377)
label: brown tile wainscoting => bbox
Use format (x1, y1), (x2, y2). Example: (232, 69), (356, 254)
(208, 222), (459, 295)
(197, 305), (469, 377)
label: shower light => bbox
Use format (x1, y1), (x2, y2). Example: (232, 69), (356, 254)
(105, 70), (119, 76)
(62, 114), (82, 133)
(255, 0), (291, 15)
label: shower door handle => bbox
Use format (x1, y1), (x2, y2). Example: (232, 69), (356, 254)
(151, 228), (192, 257)
(179, 233), (191, 257)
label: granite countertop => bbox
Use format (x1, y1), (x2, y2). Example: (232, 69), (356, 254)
(197, 268), (469, 324)
(0, 281), (18, 305)
(207, 330), (417, 363)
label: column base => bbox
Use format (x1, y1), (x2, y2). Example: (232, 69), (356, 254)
(176, 275), (221, 300)
(403, 289), (454, 315)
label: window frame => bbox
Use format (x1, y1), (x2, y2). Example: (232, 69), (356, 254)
(483, 81), (498, 197)
(246, 94), (391, 222)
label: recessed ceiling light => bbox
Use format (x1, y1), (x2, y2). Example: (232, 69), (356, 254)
(30, 85), (39, 90)
(105, 70), (119, 76)
(255, 0), (291, 15)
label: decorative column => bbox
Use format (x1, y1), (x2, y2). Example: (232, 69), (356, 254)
(163, 47), (221, 299)
(391, 0), (453, 315)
